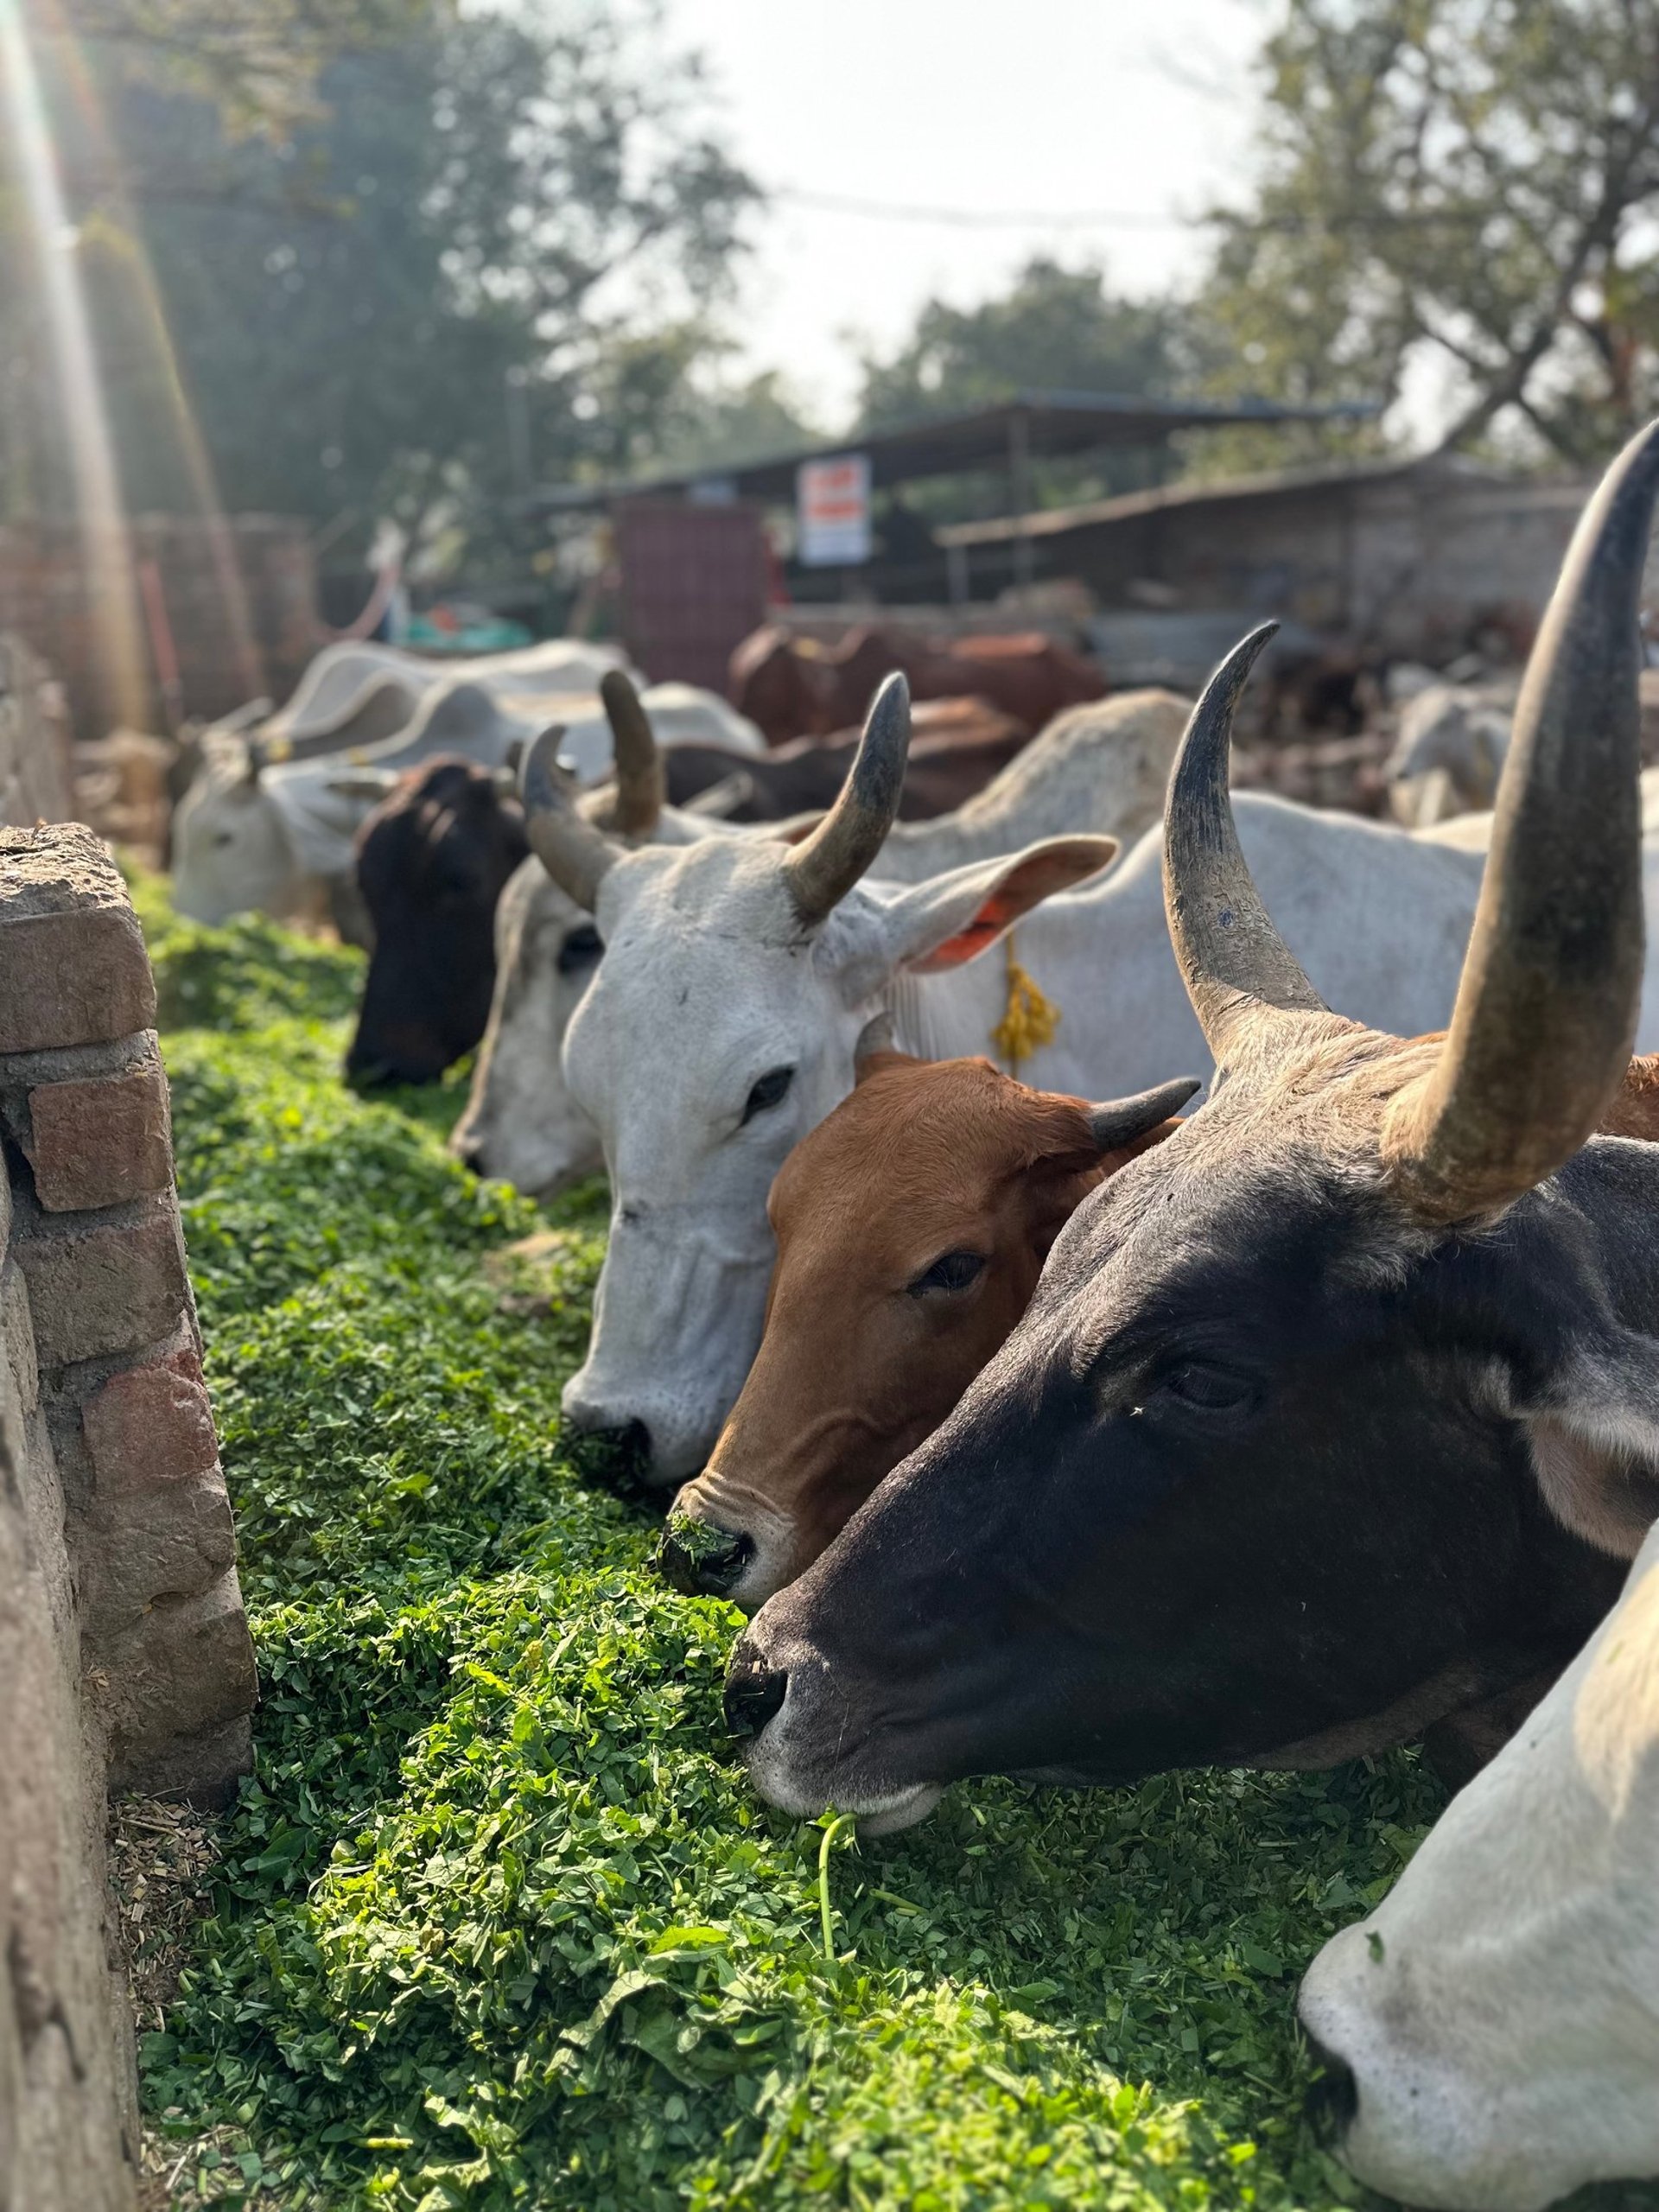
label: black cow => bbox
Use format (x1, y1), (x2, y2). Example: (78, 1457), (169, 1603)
(724, 420), (1659, 1837)
(346, 756), (529, 1087)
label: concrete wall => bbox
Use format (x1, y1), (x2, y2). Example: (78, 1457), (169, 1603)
(943, 461), (1617, 667)
(0, 826), (258, 2212)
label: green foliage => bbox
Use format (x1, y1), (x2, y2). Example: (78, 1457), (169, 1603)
(855, 257), (1186, 523)
(141, 887), (1442, 2209)
(13, 2), (757, 554)
(1202, 0), (1659, 462)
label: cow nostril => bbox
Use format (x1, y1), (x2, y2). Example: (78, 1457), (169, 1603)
(657, 1515), (755, 1597)
(1303, 2031), (1359, 2143)
(562, 1417), (652, 1496)
(723, 1643), (787, 1739)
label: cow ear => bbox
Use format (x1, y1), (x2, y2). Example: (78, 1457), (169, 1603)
(870, 836), (1118, 976)
(1522, 1398), (1659, 1560)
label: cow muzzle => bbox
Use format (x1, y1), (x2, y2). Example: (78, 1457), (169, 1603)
(658, 1512), (754, 1598)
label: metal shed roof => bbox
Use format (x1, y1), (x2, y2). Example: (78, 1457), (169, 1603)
(526, 390), (1380, 513)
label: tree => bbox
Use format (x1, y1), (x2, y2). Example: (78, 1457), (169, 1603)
(1202, 0), (1659, 462)
(67, 0), (423, 136)
(4, 1), (758, 557)
(854, 255), (1185, 519)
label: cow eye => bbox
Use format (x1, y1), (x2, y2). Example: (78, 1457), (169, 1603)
(907, 1249), (985, 1298)
(741, 1065), (795, 1124)
(557, 924), (604, 975)
(1163, 1361), (1254, 1413)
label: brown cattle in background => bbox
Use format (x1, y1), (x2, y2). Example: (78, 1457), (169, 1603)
(728, 621), (1103, 745)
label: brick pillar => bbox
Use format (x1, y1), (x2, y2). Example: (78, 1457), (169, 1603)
(0, 823), (257, 1803)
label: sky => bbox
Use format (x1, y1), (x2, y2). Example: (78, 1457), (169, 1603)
(667, 0), (1270, 431)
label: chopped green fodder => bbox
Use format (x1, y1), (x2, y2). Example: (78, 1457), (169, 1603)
(137, 887), (1559, 2211)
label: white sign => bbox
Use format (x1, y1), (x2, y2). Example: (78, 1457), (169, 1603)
(798, 453), (872, 567)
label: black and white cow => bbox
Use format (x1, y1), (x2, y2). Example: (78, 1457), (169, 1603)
(725, 419), (1659, 1840)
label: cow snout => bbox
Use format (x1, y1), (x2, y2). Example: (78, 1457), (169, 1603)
(657, 1512), (754, 1598)
(723, 1640), (788, 1739)
(561, 1408), (652, 1490)
(1302, 2028), (1360, 2145)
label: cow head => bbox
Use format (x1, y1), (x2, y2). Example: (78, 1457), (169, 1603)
(1386, 683), (1512, 816)
(660, 1043), (1196, 1606)
(345, 755), (529, 1089)
(726, 420), (1659, 1836)
(519, 671), (1118, 1484)
(171, 735), (302, 925)
(1299, 1514), (1659, 2210)
(448, 671), (727, 1192)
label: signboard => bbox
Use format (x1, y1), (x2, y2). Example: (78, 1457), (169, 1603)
(797, 453), (872, 567)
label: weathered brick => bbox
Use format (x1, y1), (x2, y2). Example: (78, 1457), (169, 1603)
(25, 1062), (173, 1214)
(0, 909), (155, 1056)
(81, 1354), (218, 1497)
(14, 1208), (186, 1369)
(79, 1470), (237, 1637)
(0, 823), (156, 1052)
(103, 1567), (258, 1803)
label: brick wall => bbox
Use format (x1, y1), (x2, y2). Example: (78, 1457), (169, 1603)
(0, 826), (258, 2212)
(0, 515), (321, 740)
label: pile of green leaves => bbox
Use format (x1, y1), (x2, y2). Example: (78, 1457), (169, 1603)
(141, 890), (1445, 2209)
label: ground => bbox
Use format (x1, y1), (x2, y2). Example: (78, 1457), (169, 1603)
(118, 881), (1655, 2212)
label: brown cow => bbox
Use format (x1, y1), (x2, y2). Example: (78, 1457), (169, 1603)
(660, 1038), (1659, 1613)
(657, 1041), (1198, 1608)
(728, 622), (1103, 745)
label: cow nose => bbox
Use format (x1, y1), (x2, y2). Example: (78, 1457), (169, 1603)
(657, 1515), (754, 1598)
(562, 1414), (652, 1492)
(1302, 2031), (1360, 2143)
(346, 1056), (398, 1091)
(723, 1641), (787, 1739)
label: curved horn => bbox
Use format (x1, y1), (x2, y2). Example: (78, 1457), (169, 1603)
(1382, 418), (1659, 1222)
(600, 669), (664, 837)
(1086, 1075), (1203, 1150)
(854, 1009), (898, 1075)
(782, 671), (912, 925)
(518, 724), (622, 912)
(1162, 622), (1326, 1062)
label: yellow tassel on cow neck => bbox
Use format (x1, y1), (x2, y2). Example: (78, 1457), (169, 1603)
(992, 930), (1060, 1073)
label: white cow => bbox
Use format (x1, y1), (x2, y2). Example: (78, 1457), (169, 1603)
(1386, 681), (1515, 823)
(1300, 1510), (1659, 2212)
(449, 688), (1193, 1194)
(523, 674), (1659, 1485)
(171, 666), (761, 927)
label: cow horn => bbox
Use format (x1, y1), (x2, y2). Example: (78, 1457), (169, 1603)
(1381, 418), (1659, 1222)
(782, 671), (911, 925)
(1087, 1075), (1203, 1151)
(854, 1010), (898, 1073)
(518, 724), (623, 912)
(601, 669), (664, 837)
(1162, 622), (1327, 1063)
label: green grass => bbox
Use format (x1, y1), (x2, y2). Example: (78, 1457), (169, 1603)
(139, 888), (1451, 2211)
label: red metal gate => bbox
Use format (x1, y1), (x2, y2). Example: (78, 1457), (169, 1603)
(614, 500), (768, 695)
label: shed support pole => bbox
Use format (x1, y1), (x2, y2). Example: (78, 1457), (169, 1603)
(1008, 407), (1034, 591)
